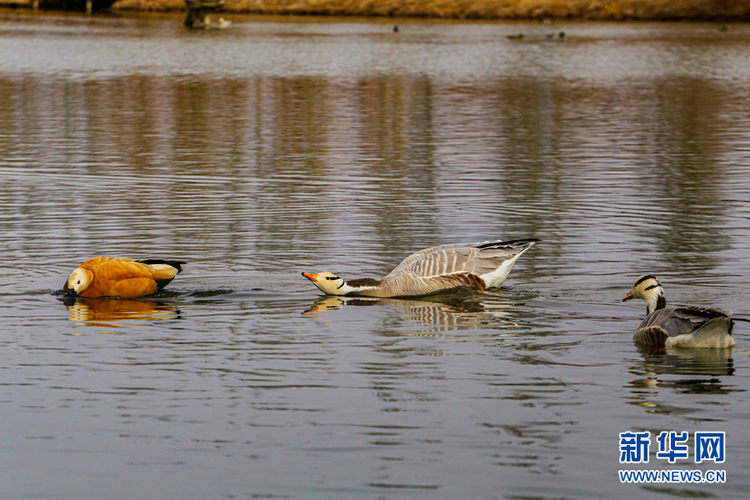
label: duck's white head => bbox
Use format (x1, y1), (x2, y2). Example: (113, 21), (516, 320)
(65, 267), (94, 297)
(623, 275), (667, 315)
(302, 272), (348, 296)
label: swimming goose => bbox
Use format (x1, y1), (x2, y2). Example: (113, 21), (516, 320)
(622, 275), (735, 348)
(63, 257), (185, 299)
(302, 238), (538, 298)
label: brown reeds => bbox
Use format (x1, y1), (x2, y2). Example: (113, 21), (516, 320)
(110, 0), (750, 21)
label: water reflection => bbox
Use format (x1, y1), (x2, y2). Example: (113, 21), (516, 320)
(632, 346), (734, 377)
(632, 79), (732, 275)
(625, 347), (735, 413)
(626, 376), (735, 416)
(303, 291), (527, 333)
(0, 71), (743, 280)
(63, 297), (181, 330)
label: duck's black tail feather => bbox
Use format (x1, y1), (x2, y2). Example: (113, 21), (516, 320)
(138, 259), (186, 274)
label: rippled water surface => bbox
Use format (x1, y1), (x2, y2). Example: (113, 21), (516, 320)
(2, 10), (750, 499)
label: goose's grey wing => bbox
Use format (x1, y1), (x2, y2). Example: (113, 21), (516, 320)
(385, 239), (537, 280)
(376, 272), (486, 297)
(639, 306), (731, 338)
(384, 245), (480, 280)
(386, 243), (477, 278)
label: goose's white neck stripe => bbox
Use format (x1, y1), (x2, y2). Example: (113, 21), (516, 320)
(338, 283), (378, 295)
(645, 286), (666, 315)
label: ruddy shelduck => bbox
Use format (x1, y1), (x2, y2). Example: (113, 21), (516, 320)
(63, 257), (185, 299)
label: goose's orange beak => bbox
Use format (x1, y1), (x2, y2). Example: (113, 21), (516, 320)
(302, 272), (319, 283)
(622, 292), (633, 301)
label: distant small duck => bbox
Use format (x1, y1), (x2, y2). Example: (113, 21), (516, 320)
(546, 31), (565, 39)
(189, 15), (230, 30)
(302, 238), (538, 297)
(64, 257), (184, 299)
(622, 275), (735, 348)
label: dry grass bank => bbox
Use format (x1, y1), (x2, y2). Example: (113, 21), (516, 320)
(110, 0), (750, 21)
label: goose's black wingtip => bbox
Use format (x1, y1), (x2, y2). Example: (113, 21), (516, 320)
(506, 238), (541, 248)
(476, 238), (541, 249)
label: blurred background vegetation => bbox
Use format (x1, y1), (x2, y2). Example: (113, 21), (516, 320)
(109, 0), (750, 21)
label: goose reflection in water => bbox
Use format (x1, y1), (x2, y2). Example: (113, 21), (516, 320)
(303, 291), (528, 333)
(625, 347), (735, 412)
(63, 297), (181, 330)
(633, 345), (735, 377)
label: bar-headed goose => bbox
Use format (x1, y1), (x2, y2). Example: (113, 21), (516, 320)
(622, 275), (735, 348)
(302, 238), (537, 298)
(64, 257), (185, 299)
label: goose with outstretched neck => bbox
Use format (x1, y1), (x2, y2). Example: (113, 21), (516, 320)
(302, 238), (538, 298)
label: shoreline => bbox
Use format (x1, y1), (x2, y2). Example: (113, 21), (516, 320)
(109, 0), (750, 22)
(0, 0), (747, 21)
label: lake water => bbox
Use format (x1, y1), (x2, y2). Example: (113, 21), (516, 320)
(2, 10), (750, 499)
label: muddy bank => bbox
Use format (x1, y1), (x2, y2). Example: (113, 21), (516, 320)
(110, 0), (750, 21)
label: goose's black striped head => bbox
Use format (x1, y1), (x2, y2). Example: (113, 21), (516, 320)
(302, 272), (348, 295)
(623, 275), (666, 314)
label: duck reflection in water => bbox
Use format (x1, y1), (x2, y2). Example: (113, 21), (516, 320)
(62, 296), (181, 330)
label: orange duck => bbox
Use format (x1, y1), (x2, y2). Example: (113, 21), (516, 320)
(63, 257), (185, 299)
